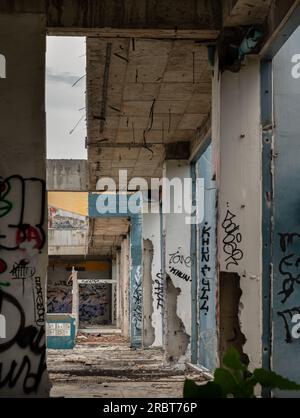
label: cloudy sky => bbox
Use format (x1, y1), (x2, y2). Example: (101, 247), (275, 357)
(46, 37), (87, 159)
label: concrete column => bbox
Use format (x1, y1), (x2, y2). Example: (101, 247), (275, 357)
(111, 258), (117, 325)
(71, 268), (79, 332)
(163, 160), (192, 365)
(116, 250), (121, 328)
(143, 210), (163, 347)
(0, 13), (50, 396)
(212, 56), (262, 370)
(120, 236), (130, 339)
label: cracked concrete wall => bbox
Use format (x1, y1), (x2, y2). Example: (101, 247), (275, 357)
(214, 56), (262, 370)
(163, 161), (192, 364)
(143, 239), (155, 347)
(120, 236), (130, 339)
(143, 211), (163, 347)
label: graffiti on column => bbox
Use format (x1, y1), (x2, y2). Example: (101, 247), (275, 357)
(132, 266), (142, 330)
(0, 176), (46, 254)
(0, 175), (47, 394)
(200, 223), (211, 315)
(0, 288), (47, 393)
(168, 249), (192, 283)
(221, 204), (244, 270)
(112, 284), (117, 323)
(154, 272), (164, 309)
(277, 233), (300, 342)
(278, 233), (300, 303)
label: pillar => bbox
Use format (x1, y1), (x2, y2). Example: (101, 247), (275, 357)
(163, 160), (192, 364)
(0, 13), (50, 396)
(212, 56), (262, 370)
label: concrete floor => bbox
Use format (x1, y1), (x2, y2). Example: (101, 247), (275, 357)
(48, 335), (206, 398)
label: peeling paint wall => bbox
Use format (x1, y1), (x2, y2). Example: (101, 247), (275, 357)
(216, 56), (262, 370)
(143, 211), (163, 347)
(143, 239), (155, 347)
(164, 160), (192, 364)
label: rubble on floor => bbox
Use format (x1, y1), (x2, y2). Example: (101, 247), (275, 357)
(48, 334), (207, 398)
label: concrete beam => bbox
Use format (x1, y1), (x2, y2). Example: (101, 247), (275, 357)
(47, 160), (88, 191)
(261, 0), (300, 57)
(45, 0), (222, 37)
(223, 0), (273, 26)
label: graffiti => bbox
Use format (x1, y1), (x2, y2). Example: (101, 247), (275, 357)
(222, 206), (244, 270)
(169, 266), (191, 282)
(112, 284), (117, 322)
(0, 176), (46, 254)
(0, 289), (46, 394)
(277, 233), (300, 304)
(132, 266), (142, 330)
(79, 284), (111, 325)
(48, 206), (88, 230)
(200, 224), (211, 315)
(0, 282), (10, 288)
(169, 250), (193, 268)
(278, 307), (300, 343)
(0, 259), (7, 274)
(33, 277), (45, 327)
(48, 287), (72, 314)
(10, 259), (36, 281)
(154, 272), (164, 310)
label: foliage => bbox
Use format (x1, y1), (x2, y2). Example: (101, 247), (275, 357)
(184, 346), (300, 398)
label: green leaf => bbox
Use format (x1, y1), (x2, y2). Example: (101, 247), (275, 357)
(184, 379), (224, 399)
(253, 369), (300, 391)
(214, 368), (238, 397)
(222, 346), (246, 373)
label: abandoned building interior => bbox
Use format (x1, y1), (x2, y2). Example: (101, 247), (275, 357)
(1, 0), (300, 398)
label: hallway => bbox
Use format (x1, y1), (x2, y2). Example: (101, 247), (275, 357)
(48, 335), (207, 398)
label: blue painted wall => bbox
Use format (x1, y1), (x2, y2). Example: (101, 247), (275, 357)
(272, 26), (300, 392)
(89, 193), (143, 347)
(196, 143), (218, 371)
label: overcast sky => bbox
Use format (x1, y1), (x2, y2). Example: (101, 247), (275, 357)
(46, 37), (87, 159)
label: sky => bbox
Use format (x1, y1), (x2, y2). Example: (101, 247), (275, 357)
(46, 37), (87, 159)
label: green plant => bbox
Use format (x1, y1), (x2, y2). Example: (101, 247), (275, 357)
(184, 346), (300, 398)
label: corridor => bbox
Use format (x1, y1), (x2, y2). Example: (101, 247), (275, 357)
(48, 333), (206, 398)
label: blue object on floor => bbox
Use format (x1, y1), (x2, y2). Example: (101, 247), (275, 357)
(46, 314), (76, 350)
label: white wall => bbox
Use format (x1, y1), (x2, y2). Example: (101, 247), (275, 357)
(164, 160), (192, 362)
(216, 56), (262, 370)
(143, 210), (163, 347)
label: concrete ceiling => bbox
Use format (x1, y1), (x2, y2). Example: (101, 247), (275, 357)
(87, 37), (212, 188)
(89, 217), (130, 256)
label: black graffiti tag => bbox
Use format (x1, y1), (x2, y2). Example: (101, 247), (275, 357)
(222, 208), (244, 270)
(277, 233), (300, 304)
(154, 272), (164, 310)
(169, 250), (193, 268)
(0, 289), (47, 394)
(0, 176), (46, 253)
(200, 224), (211, 315)
(132, 268), (142, 330)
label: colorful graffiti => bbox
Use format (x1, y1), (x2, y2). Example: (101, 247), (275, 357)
(0, 175), (48, 394)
